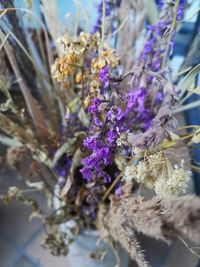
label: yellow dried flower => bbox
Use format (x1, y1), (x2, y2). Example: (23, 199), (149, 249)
(191, 127), (200, 144)
(90, 80), (101, 93)
(51, 54), (79, 82)
(78, 32), (99, 51)
(91, 57), (106, 73)
(124, 159), (156, 189)
(102, 43), (120, 67)
(75, 72), (83, 83)
(56, 35), (73, 54)
(84, 95), (92, 108)
(115, 155), (126, 170)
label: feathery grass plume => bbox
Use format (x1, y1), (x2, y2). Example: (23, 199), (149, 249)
(117, 0), (146, 72)
(98, 202), (149, 267)
(98, 194), (200, 265)
(162, 195), (200, 244)
(40, 0), (65, 45)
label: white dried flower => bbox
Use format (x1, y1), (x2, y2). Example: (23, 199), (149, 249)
(116, 133), (129, 147)
(123, 160), (155, 188)
(154, 160), (191, 197)
(115, 155), (126, 170)
(132, 147), (143, 157)
(147, 151), (165, 177)
(135, 161), (149, 184)
(124, 161), (137, 181)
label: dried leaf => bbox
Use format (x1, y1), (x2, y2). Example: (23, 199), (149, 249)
(78, 107), (90, 127)
(61, 149), (82, 197)
(191, 128), (200, 144)
(51, 138), (77, 168)
(188, 86), (200, 95)
(75, 187), (86, 207)
(88, 248), (108, 261)
(178, 63), (200, 93)
(0, 99), (17, 113)
(26, 180), (45, 190)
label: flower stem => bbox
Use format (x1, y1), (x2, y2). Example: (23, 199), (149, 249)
(162, 0), (180, 69)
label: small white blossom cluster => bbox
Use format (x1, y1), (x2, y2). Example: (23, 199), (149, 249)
(154, 161), (191, 197)
(116, 133), (129, 147)
(123, 152), (191, 197)
(115, 155), (126, 170)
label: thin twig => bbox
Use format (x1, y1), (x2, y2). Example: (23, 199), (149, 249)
(162, 0), (180, 68)
(102, 173), (122, 201)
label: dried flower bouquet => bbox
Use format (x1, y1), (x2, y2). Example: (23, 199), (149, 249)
(0, 0), (200, 266)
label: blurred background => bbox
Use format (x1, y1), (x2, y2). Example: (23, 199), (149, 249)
(0, 0), (200, 266)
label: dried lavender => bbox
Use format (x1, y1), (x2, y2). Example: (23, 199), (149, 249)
(141, 0), (187, 71)
(92, 0), (121, 34)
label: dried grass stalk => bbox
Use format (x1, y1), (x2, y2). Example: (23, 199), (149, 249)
(98, 201), (150, 267)
(0, 29), (49, 141)
(98, 195), (200, 266)
(118, 0), (146, 72)
(41, 0), (65, 45)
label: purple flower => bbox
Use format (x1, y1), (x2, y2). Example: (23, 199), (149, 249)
(155, 91), (164, 105)
(82, 156), (99, 168)
(116, 107), (125, 121)
(99, 65), (109, 88)
(94, 117), (103, 127)
(107, 107), (125, 121)
(107, 130), (118, 144)
(92, 1), (121, 34)
(127, 87), (147, 111)
(115, 185), (123, 197)
(88, 98), (101, 114)
(80, 167), (93, 183)
(140, 0), (187, 71)
(102, 172), (112, 183)
(83, 136), (102, 150)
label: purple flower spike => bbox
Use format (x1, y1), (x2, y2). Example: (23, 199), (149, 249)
(88, 98), (101, 114)
(115, 185), (123, 197)
(80, 167), (93, 183)
(107, 130), (118, 144)
(99, 65), (109, 88)
(94, 117), (103, 127)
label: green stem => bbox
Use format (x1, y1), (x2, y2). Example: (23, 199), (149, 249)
(162, 0), (180, 69)
(173, 100), (200, 114)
